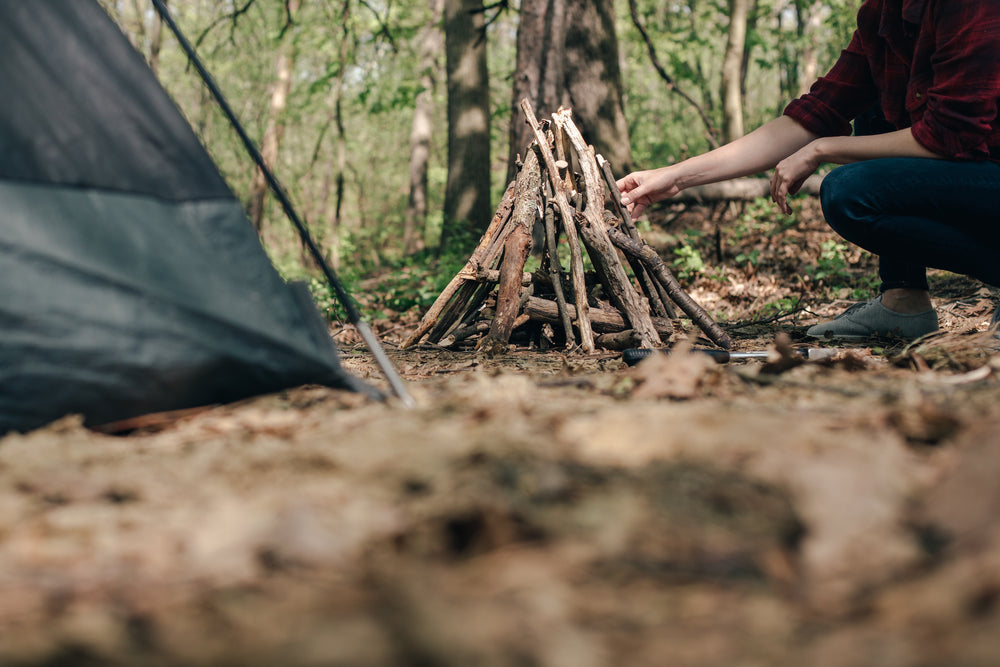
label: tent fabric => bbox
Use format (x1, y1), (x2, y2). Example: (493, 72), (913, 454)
(0, 1), (371, 433)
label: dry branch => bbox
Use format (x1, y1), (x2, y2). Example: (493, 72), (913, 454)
(479, 150), (539, 354)
(543, 201), (576, 347)
(402, 180), (517, 348)
(598, 156), (676, 320)
(606, 226), (732, 349)
(524, 296), (676, 338)
(521, 100), (595, 352)
(553, 108), (661, 350)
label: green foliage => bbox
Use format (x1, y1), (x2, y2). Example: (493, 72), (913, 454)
(671, 243), (706, 281)
(618, 0), (859, 168)
(732, 196), (784, 240)
(757, 294), (803, 319)
(306, 232), (476, 323)
(806, 239), (851, 283)
(308, 276), (355, 323)
(100, 0), (864, 319)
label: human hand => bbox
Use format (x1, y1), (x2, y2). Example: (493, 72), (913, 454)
(770, 141), (822, 214)
(616, 167), (681, 219)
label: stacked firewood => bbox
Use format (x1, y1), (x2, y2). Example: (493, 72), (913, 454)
(402, 100), (731, 355)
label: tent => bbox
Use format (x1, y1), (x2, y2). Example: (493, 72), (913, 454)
(0, 1), (374, 433)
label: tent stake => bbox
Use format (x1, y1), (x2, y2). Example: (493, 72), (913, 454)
(150, 0), (414, 408)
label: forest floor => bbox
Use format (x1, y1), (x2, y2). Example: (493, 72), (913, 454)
(3, 198), (1000, 666)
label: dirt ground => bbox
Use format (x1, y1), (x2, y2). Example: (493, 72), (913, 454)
(2, 203), (1000, 666)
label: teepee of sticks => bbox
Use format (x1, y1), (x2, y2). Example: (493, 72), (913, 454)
(402, 100), (731, 355)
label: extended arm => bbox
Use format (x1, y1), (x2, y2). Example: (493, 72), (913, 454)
(617, 116), (819, 218)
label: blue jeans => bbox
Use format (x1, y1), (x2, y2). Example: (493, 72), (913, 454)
(820, 157), (1000, 290)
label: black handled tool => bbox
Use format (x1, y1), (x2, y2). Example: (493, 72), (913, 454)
(622, 347), (834, 367)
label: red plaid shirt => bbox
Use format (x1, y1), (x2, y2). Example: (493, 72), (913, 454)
(784, 0), (1000, 160)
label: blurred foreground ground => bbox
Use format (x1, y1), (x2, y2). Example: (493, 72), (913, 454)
(2, 201), (1000, 666)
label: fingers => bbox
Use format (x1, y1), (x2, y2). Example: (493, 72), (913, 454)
(617, 167), (677, 219)
(770, 172), (791, 215)
(616, 174), (642, 201)
(617, 174), (648, 218)
(770, 167), (808, 215)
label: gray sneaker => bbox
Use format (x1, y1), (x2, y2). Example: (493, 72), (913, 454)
(807, 295), (939, 340)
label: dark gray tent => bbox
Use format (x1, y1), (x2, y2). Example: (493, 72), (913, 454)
(0, 1), (372, 433)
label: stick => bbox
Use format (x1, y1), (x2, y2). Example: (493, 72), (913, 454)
(542, 198), (576, 348)
(606, 226), (732, 349)
(595, 330), (643, 351)
(479, 150), (540, 353)
(437, 321), (491, 347)
(520, 99), (595, 353)
(524, 296), (676, 338)
(475, 269), (532, 284)
(553, 108), (661, 349)
(402, 180), (517, 348)
(598, 157), (676, 320)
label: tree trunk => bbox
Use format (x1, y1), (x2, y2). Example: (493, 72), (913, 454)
(563, 0), (633, 174)
(739, 0), (759, 100)
(148, 0), (166, 75)
(247, 0), (301, 231)
(798, 0), (825, 95)
(404, 0), (445, 255)
(720, 0), (748, 142)
(508, 0), (632, 185)
(507, 0), (567, 184)
(329, 0), (351, 271)
(442, 0), (491, 250)
(671, 174), (824, 202)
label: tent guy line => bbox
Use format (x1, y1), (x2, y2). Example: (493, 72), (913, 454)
(150, 0), (415, 409)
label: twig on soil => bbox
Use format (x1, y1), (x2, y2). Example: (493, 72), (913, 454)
(724, 304), (808, 330)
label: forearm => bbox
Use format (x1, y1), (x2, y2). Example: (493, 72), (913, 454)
(671, 116), (820, 188)
(808, 127), (943, 165)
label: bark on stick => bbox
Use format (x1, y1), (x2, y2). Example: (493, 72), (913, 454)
(479, 151), (540, 354)
(524, 296), (676, 339)
(403, 180), (517, 348)
(520, 98), (595, 352)
(553, 107), (660, 349)
(606, 226), (733, 349)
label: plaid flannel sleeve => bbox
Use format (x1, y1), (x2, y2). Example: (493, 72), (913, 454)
(910, 0), (1000, 159)
(782, 30), (879, 138)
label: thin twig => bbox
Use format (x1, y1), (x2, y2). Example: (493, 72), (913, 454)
(194, 0), (256, 48)
(725, 305), (808, 330)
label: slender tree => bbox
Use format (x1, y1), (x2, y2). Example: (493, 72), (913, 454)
(797, 0), (826, 95)
(720, 0), (748, 141)
(404, 0), (445, 254)
(442, 0), (492, 251)
(626, 0), (720, 150)
(147, 0), (166, 74)
(248, 0), (301, 231)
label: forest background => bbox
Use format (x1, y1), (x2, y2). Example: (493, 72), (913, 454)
(98, 0), (860, 321)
